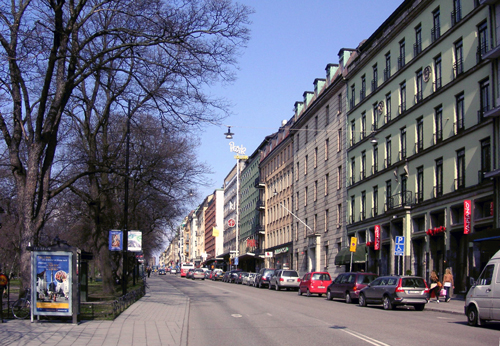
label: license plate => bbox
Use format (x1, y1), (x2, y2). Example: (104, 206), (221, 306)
(408, 290), (420, 294)
(319, 286), (324, 289)
(287, 279), (294, 282)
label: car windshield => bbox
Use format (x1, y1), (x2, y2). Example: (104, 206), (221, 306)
(357, 275), (377, 284)
(312, 273), (330, 280)
(282, 271), (298, 277)
(401, 278), (426, 288)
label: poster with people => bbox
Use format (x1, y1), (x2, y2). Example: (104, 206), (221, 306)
(109, 230), (123, 251)
(33, 252), (72, 316)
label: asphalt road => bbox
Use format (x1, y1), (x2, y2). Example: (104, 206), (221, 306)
(162, 275), (500, 346)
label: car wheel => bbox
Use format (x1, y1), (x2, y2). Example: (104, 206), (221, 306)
(298, 288), (302, 296)
(383, 296), (394, 310)
(467, 306), (479, 326)
(345, 292), (352, 304)
(275, 284), (280, 291)
(359, 293), (367, 307)
(307, 289), (311, 297)
(414, 304), (425, 311)
(327, 290), (333, 301)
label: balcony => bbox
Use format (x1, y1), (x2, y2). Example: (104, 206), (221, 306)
(387, 191), (413, 210)
(413, 42), (422, 56)
(257, 199), (265, 210)
(477, 43), (489, 64)
(398, 56), (405, 70)
(254, 177), (265, 188)
(454, 59), (463, 78)
(433, 184), (443, 198)
(371, 79), (378, 93)
(384, 68), (390, 82)
(431, 27), (440, 43)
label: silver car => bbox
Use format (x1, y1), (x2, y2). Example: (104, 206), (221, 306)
(243, 273), (256, 286)
(358, 275), (429, 311)
(269, 269), (300, 291)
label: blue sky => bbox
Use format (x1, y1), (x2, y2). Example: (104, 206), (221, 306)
(193, 0), (403, 203)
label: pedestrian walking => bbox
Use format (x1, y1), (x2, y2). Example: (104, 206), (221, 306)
(443, 268), (454, 302)
(147, 266), (152, 278)
(429, 270), (442, 303)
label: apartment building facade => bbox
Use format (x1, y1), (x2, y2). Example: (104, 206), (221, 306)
(345, 0), (494, 293)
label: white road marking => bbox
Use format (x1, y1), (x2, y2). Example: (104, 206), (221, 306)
(231, 314), (242, 318)
(341, 329), (391, 346)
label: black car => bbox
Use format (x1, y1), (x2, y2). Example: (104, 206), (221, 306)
(158, 269), (166, 275)
(227, 269), (243, 283)
(254, 268), (276, 288)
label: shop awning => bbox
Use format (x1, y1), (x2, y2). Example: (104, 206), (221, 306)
(334, 245), (368, 265)
(468, 229), (500, 242)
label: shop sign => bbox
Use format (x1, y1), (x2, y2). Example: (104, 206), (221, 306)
(374, 225), (381, 250)
(275, 247), (289, 255)
(265, 251), (273, 258)
(464, 200), (471, 235)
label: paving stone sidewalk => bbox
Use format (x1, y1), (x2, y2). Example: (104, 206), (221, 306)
(0, 276), (189, 346)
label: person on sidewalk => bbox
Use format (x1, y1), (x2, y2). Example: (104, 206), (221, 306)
(443, 268), (454, 302)
(430, 270), (442, 303)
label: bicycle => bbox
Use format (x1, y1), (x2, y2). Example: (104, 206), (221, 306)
(12, 288), (31, 319)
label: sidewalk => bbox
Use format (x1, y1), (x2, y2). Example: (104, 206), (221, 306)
(424, 296), (465, 315)
(0, 275), (189, 346)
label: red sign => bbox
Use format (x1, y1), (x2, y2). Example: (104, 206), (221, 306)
(228, 219), (236, 227)
(0, 273), (8, 287)
(374, 225), (381, 250)
(464, 200), (471, 234)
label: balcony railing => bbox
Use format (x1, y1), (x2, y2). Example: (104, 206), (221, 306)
(359, 211), (366, 221)
(433, 77), (442, 92)
(398, 102), (406, 115)
(431, 27), (440, 43)
(433, 184), (443, 198)
(454, 119), (465, 135)
(454, 59), (463, 77)
(385, 111), (391, 123)
(454, 176), (465, 191)
(387, 191), (413, 209)
(414, 92), (423, 105)
(257, 200), (265, 210)
(371, 79), (378, 93)
(254, 177), (265, 188)
(360, 88), (366, 101)
(398, 56), (405, 70)
(414, 42), (422, 56)
(371, 164), (378, 174)
(372, 206), (378, 217)
(451, 8), (462, 27)
(350, 98), (355, 109)
(434, 130), (442, 144)
(384, 68), (390, 82)
(399, 148), (407, 161)
(415, 139), (423, 153)
(477, 43), (489, 64)
(415, 191), (423, 204)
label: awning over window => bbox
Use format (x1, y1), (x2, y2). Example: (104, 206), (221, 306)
(334, 245), (368, 265)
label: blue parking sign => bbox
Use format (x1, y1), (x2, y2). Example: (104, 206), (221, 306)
(395, 236), (405, 256)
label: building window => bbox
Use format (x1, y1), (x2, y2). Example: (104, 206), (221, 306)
(454, 39), (464, 77)
(435, 105), (443, 144)
(338, 93), (342, 114)
(386, 136), (392, 168)
(479, 78), (490, 121)
(361, 151), (366, 179)
(384, 51), (391, 81)
(373, 186), (378, 217)
(372, 104), (379, 131)
(372, 64), (378, 92)
(386, 180), (392, 210)
(351, 157), (356, 185)
(304, 155), (308, 175)
(432, 8), (441, 42)
(324, 210), (329, 233)
(373, 144), (378, 174)
(456, 92), (465, 134)
(351, 120), (356, 146)
(361, 112), (366, 139)
(296, 192), (299, 211)
(415, 69), (423, 103)
(314, 147), (318, 168)
(361, 75), (366, 100)
(350, 84), (356, 109)
(296, 162), (299, 181)
(398, 39), (405, 70)
(325, 173), (329, 196)
(477, 21), (488, 63)
(305, 125), (308, 143)
(401, 175), (408, 206)
(435, 157), (443, 197)
(456, 148), (465, 190)
(314, 181), (318, 202)
(350, 196), (355, 224)
(417, 166), (424, 203)
(337, 203), (342, 226)
(399, 81), (406, 114)
(337, 165), (342, 189)
(414, 24), (422, 56)
(400, 127), (406, 160)
(481, 138), (491, 178)
(325, 105), (330, 125)
(314, 214), (317, 232)
(386, 93), (392, 123)
(434, 54), (442, 91)
(338, 129), (342, 152)
(304, 187), (308, 207)
(361, 191), (366, 220)
(416, 117), (424, 152)
(452, 0), (461, 26)
(325, 138), (329, 161)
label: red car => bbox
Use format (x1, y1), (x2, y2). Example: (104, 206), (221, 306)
(298, 272), (332, 297)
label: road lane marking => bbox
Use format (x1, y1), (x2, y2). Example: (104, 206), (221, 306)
(231, 314), (242, 318)
(341, 329), (391, 346)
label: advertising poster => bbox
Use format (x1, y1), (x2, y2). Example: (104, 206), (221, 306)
(128, 230), (142, 252)
(109, 230), (123, 251)
(33, 252), (72, 316)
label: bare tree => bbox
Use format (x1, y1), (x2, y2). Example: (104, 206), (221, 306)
(0, 0), (251, 290)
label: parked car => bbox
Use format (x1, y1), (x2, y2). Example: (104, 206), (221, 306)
(465, 249), (500, 326)
(358, 275), (429, 311)
(185, 269), (195, 279)
(298, 272), (332, 297)
(158, 269), (166, 275)
(235, 272), (248, 284)
(269, 270), (300, 291)
(204, 270), (213, 279)
(243, 273), (256, 286)
(192, 268), (205, 280)
(170, 268), (177, 274)
(254, 268), (276, 288)
(213, 271), (225, 281)
(327, 272), (378, 303)
(222, 271), (232, 282)
(228, 269), (243, 283)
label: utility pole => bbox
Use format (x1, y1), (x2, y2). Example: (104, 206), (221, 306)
(122, 100), (131, 295)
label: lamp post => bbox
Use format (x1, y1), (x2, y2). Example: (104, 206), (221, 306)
(122, 100), (131, 295)
(224, 126), (246, 269)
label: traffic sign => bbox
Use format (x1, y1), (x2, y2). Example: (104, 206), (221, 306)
(228, 219), (236, 227)
(395, 236), (405, 256)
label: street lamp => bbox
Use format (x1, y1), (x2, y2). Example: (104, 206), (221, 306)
(273, 190), (313, 234)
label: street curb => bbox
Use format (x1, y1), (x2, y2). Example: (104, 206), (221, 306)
(181, 296), (190, 346)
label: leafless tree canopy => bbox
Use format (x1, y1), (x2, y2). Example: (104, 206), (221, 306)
(0, 0), (252, 289)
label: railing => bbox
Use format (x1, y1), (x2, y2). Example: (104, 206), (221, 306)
(387, 191), (413, 210)
(371, 207), (378, 217)
(451, 8), (461, 27)
(398, 102), (406, 115)
(454, 119), (464, 135)
(360, 88), (366, 101)
(433, 185), (443, 198)
(371, 80), (377, 93)
(414, 42), (422, 56)
(431, 27), (440, 43)
(434, 130), (442, 145)
(454, 59), (463, 77)
(415, 191), (423, 204)
(384, 68), (390, 82)
(359, 211), (366, 221)
(398, 56), (405, 70)
(371, 164), (378, 174)
(477, 43), (489, 64)
(414, 92), (423, 105)
(257, 200), (265, 209)
(433, 78), (442, 92)
(454, 177), (465, 191)
(385, 111), (391, 123)
(350, 98), (355, 109)
(415, 140), (423, 153)
(254, 178), (265, 188)
(399, 148), (407, 161)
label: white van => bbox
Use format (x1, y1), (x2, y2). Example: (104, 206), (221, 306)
(465, 249), (500, 326)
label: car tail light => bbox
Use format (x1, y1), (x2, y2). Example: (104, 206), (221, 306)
(352, 286), (357, 292)
(423, 280), (430, 294)
(297, 278), (301, 282)
(280, 278), (284, 282)
(395, 278), (404, 293)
